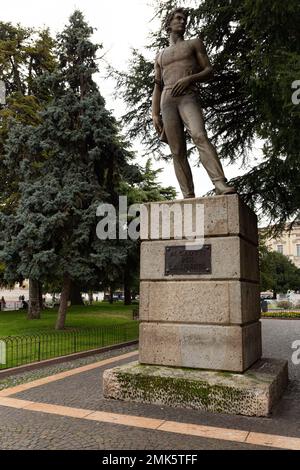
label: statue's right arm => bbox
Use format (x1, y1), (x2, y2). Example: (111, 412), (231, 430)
(152, 54), (163, 135)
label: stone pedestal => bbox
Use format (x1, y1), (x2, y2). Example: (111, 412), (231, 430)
(139, 194), (261, 373)
(103, 195), (288, 416)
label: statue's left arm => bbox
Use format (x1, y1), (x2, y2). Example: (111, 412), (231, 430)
(171, 38), (213, 97)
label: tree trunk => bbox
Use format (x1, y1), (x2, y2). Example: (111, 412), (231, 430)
(69, 281), (84, 305)
(109, 286), (114, 304)
(28, 279), (41, 319)
(38, 282), (43, 310)
(124, 271), (132, 305)
(88, 291), (93, 305)
(55, 274), (71, 330)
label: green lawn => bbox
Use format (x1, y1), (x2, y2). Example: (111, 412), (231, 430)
(0, 302), (139, 370)
(0, 302), (136, 337)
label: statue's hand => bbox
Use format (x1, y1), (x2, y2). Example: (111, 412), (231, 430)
(152, 114), (163, 135)
(171, 77), (192, 97)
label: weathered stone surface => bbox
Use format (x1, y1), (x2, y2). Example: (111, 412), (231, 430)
(232, 196), (258, 246)
(140, 237), (259, 282)
(140, 280), (260, 324)
(103, 358), (288, 417)
(139, 322), (262, 372)
(140, 194), (258, 245)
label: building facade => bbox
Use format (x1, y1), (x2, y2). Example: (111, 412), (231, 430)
(264, 222), (300, 269)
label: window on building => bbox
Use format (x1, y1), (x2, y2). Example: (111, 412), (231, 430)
(297, 244), (300, 257)
(277, 245), (283, 254)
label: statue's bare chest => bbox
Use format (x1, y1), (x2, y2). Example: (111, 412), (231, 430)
(161, 42), (194, 68)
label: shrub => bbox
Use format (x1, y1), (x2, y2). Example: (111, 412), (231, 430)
(276, 300), (293, 310)
(261, 311), (300, 318)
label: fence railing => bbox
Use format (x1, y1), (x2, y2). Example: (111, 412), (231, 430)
(0, 323), (139, 370)
(2, 301), (23, 311)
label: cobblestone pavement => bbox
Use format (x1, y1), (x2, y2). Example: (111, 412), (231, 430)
(0, 319), (299, 450)
(0, 344), (138, 391)
(0, 405), (272, 450)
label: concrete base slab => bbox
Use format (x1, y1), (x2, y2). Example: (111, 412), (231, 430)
(103, 358), (288, 417)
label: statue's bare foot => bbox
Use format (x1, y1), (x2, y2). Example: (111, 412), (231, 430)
(214, 180), (236, 195)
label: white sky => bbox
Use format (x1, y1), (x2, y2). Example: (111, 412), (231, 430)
(1, 0), (263, 198)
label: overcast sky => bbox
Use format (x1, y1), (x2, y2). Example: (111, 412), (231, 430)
(1, 0), (263, 198)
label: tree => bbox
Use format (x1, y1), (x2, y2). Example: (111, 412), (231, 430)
(259, 243), (300, 297)
(0, 22), (56, 209)
(0, 22), (56, 317)
(112, 0), (300, 227)
(69, 281), (84, 306)
(0, 11), (134, 329)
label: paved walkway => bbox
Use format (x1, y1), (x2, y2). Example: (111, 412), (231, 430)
(0, 319), (299, 450)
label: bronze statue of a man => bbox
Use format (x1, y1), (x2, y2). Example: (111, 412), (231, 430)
(152, 7), (235, 198)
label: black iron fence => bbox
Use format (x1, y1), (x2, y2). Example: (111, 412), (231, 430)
(0, 323), (139, 370)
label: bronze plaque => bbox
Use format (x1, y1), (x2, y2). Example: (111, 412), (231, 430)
(165, 245), (211, 275)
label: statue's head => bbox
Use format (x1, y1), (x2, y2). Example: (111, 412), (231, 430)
(164, 7), (188, 35)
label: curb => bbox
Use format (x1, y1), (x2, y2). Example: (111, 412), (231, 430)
(0, 340), (138, 379)
(262, 316), (300, 320)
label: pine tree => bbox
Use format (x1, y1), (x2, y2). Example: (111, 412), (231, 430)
(0, 22), (56, 317)
(0, 11), (134, 329)
(0, 22), (56, 209)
